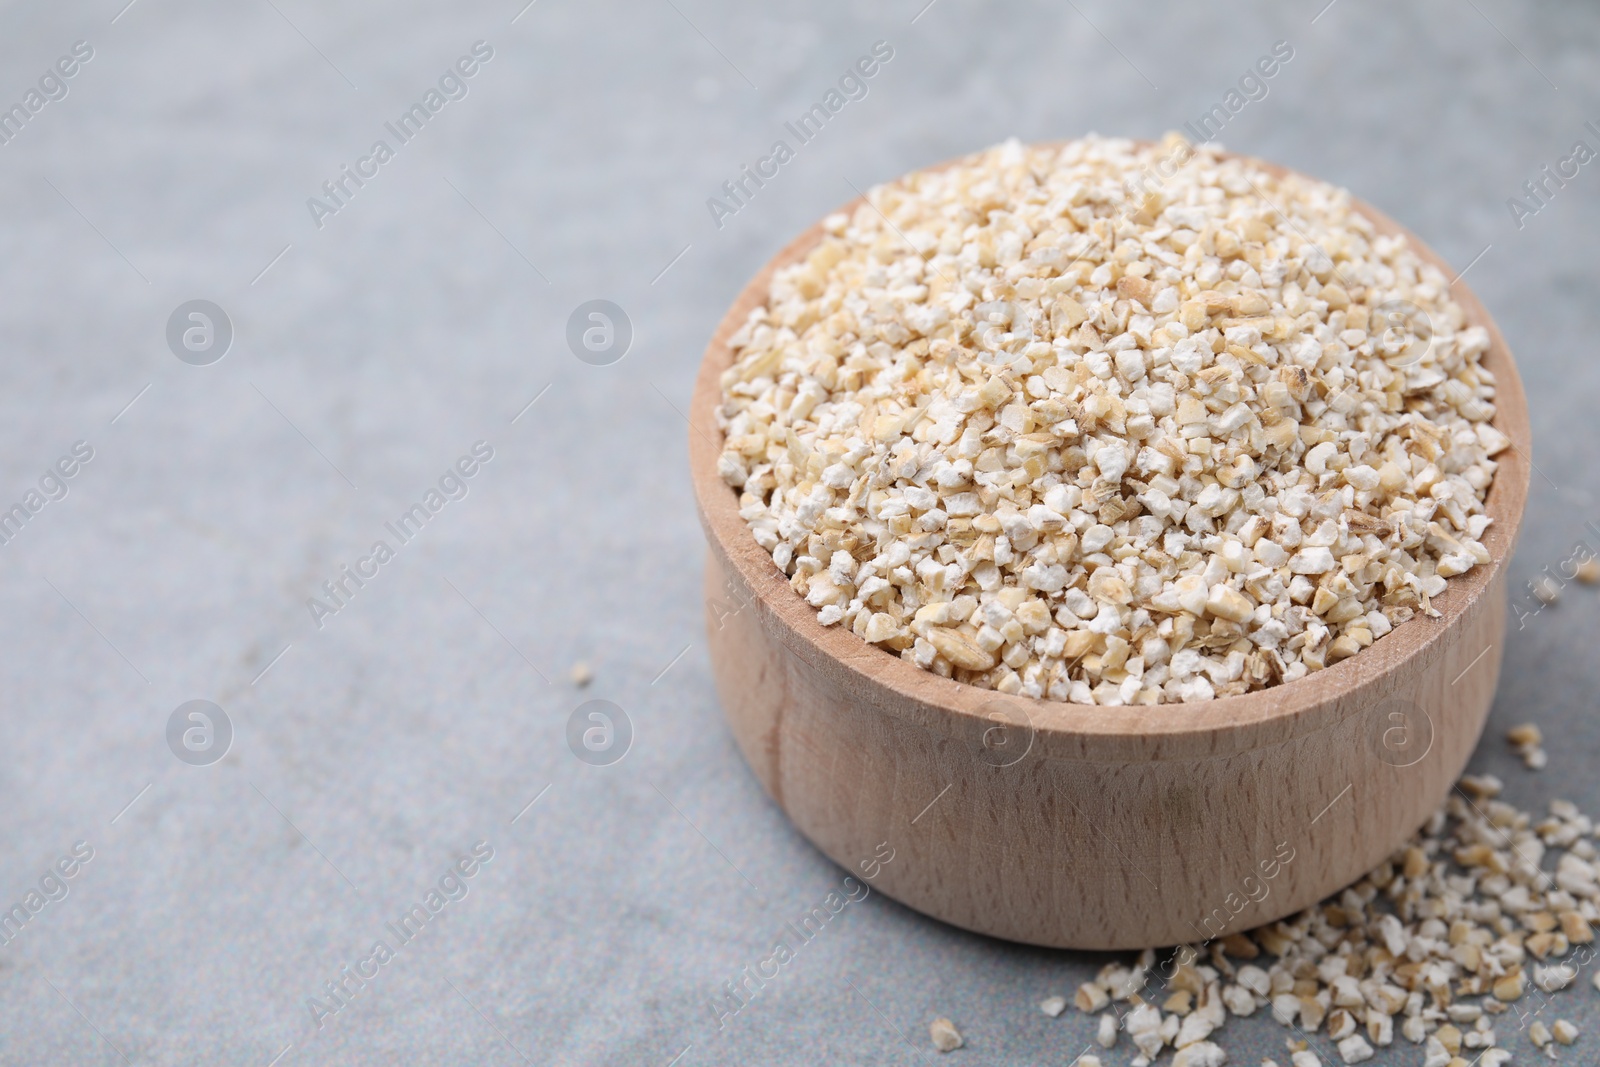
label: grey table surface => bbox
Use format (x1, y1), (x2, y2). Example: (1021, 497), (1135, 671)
(0, 0), (1596, 1063)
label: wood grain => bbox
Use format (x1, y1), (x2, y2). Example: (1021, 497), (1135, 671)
(688, 146), (1532, 949)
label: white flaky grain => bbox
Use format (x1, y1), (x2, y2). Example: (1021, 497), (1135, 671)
(718, 135), (1502, 703)
(1043, 770), (1600, 1065)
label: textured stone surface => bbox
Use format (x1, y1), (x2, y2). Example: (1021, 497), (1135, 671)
(0, 0), (1595, 1063)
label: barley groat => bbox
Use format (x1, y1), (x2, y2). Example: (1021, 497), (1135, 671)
(1048, 775), (1598, 1064)
(717, 135), (1506, 705)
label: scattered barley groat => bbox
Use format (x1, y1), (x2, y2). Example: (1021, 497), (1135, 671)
(1015, 767), (1600, 1066)
(718, 135), (1504, 703)
(1507, 721), (1548, 769)
(1039, 995), (1067, 1017)
(569, 660), (593, 686)
(930, 1016), (964, 1052)
(1171, 1041), (1226, 1067)
(1576, 557), (1600, 584)
(1076, 981), (1110, 1013)
(1335, 1033), (1373, 1063)
(1491, 973), (1524, 1001)
(1507, 723), (1542, 747)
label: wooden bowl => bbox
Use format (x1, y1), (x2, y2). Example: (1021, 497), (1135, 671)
(688, 146), (1531, 950)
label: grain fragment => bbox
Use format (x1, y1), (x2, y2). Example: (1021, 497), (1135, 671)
(1558, 909), (1592, 943)
(569, 660), (593, 686)
(1221, 933), (1259, 959)
(930, 1016), (963, 1052)
(927, 627), (997, 672)
(1508, 721), (1548, 769)
(1039, 995), (1067, 1017)
(1491, 973), (1524, 1001)
(1076, 982), (1110, 1013)
(1507, 723), (1542, 747)
(1172, 1041), (1227, 1067)
(1534, 962), (1576, 991)
(1336, 1034), (1373, 1063)
(1551, 1019), (1578, 1045)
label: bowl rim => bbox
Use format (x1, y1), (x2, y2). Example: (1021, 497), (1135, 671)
(689, 140), (1531, 758)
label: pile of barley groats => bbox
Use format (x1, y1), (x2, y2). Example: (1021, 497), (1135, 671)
(716, 134), (1508, 704)
(933, 761), (1599, 1065)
